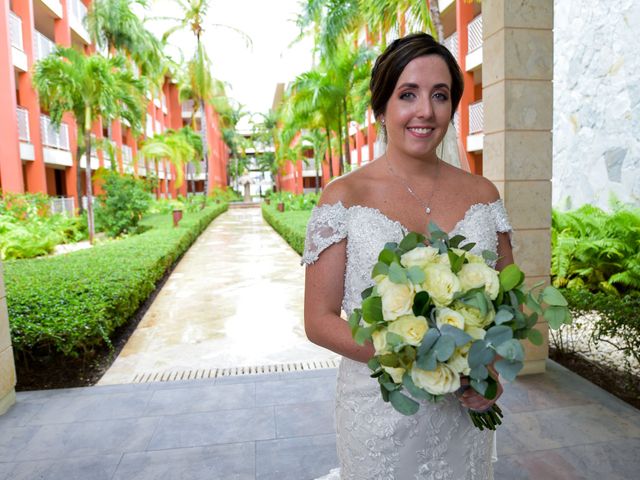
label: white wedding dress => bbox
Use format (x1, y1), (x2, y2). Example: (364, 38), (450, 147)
(302, 200), (513, 480)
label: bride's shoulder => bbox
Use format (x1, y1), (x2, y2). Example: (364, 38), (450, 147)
(319, 161), (382, 208)
(444, 163), (501, 204)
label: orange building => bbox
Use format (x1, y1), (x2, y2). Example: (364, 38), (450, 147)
(0, 0), (229, 210)
(275, 0), (484, 193)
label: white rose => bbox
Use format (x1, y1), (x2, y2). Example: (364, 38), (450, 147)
(387, 315), (429, 346)
(447, 344), (471, 375)
(377, 277), (415, 320)
(382, 366), (406, 384)
(457, 263), (500, 300)
(435, 308), (465, 330)
(422, 263), (460, 307)
(465, 252), (485, 264)
(400, 246), (439, 269)
(453, 302), (495, 329)
(372, 329), (390, 354)
(411, 363), (461, 396)
(465, 325), (487, 340)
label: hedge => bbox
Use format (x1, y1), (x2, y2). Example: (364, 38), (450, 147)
(261, 203), (311, 255)
(4, 203), (228, 358)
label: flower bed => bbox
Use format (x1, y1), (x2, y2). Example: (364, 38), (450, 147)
(5, 203), (227, 360)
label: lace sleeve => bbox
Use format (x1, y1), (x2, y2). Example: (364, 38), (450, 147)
(301, 201), (348, 265)
(489, 199), (514, 246)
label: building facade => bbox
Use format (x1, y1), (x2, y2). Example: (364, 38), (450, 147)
(0, 0), (229, 210)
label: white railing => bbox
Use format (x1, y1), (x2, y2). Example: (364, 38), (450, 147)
(40, 115), (69, 150)
(16, 107), (30, 141)
(50, 196), (75, 216)
(34, 31), (56, 61)
(68, 0), (87, 26)
(9, 11), (23, 50)
(161, 95), (167, 111)
(146, 114), (153, 137)
(468, 15), (483, 53)
(468, 100), (484, 134)
(122, 145), (133, 165)
(155, 120), (162, 134)
(444, 32), (459, 61)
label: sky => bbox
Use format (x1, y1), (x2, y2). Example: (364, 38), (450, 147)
(143, 0), (314, 127)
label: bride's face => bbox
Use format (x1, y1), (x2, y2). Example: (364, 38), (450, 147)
(381, 55), (452, 159)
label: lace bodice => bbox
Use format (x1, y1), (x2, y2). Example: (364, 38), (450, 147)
(303, 200), (511, 480)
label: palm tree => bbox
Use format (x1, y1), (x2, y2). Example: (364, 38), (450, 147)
(33, 48), (145, 243)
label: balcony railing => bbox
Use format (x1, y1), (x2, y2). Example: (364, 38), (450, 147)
(34, 31), (56, 61)
(17, 107), (30, 142)
(68, 0), (87, 26)
(40, 115), (70, 150)
(122, 145), (133, 165)
(468, 15), (483, 53)
(443, 32), (459, 61)
(468, 100), (484, 134)
(50, 197), (75, 216)
(9, 12), (23, 50)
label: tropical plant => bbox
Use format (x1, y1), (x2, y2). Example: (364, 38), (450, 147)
(32, 48), (146, 243)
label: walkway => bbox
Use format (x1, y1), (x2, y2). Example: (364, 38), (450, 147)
(100, 206), (339, 385)
(1, 361), (639, 479)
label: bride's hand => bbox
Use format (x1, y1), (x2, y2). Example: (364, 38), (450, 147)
(456, 373), (503, 412)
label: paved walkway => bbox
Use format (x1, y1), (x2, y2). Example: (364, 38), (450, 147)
(1, 361), (639, 479)
(100, 206), (339, 385)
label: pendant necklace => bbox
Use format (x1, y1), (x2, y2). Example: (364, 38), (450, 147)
(386, 155), (441, 215)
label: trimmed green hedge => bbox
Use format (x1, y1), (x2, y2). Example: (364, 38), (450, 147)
(5, 203), (228, 358)
(261, 203), (311, 255)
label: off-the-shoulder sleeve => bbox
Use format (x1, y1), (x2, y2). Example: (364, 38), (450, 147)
(301, 202), (348, 265)
(489, 199), (513, 245)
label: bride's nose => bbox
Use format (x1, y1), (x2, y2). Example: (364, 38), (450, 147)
(416, 96), (435, 119)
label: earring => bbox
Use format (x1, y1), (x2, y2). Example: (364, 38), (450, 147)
(380, 118), (385, 125)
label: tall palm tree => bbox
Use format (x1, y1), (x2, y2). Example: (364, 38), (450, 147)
(33, 48), (145, 243)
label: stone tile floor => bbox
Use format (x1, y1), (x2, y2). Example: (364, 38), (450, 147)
(1, 360), (639, 479)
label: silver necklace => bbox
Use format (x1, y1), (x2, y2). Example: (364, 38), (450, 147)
(386, 155), (441, 215)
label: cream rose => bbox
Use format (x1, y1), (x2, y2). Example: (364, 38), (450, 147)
(377, 277), (415, 320)
(422, 263), (460, 307)
(382, 366), (406, 384)
(411, 363), (461, 395)
(465, 325), (487, 340)
(435, 308), (465, 330)
(400, 246), (439, 269)
(457, 263), (500, 300)
(387, 315), (429, 346)
(372, 328), (390, 354)
(447, 344), (471, 375)
(454, 302), (495, 329)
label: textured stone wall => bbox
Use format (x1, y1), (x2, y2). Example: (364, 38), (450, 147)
(553, 0), (640, 210)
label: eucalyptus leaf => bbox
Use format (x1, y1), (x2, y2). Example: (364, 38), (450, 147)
(388, 262), (408, 284)
(470, 363), (489, 380)
(544, 305), (567, 329)
(371, 262), (389, 279)
(379, 354), (400, 368)
(403, 372), (432, 400)
(494, 359), (523, 382)
(378, 248), (397, 266)
(494, 309), (514, 325)
(354, 326), (375, 345)
(361, 286), (374, 300)
(499, 264), (524, 291)
(525, 292), (543, 315)
(407, 266), (426, 284)
(417, 328), (440, 356)
(362, 296), (383, 324)
(348, 310), (361, 329)
(416, 348), (437, 371)
(460, 242), (476, 252)
(449, 234), (466, 248)
(440, 324), (473, 347)
(448, 250), (466, 273)
(482, 250), (498, 262)
(384, 242), (398, 250)
(380, 383), (390, 402)
(527, 328), (543, 346)
(435, 335), (456, 362)
(399, 232), (420, 251)
(386, 332), (405, 348)
(495, 339), (525, 362)
(470, 378), (488, 395)
(483, 377), (498, 400)
(485, 325), (514, 346)
(389, 390), (420, 416)
(541, 286), (568, 306)
(367, 357), (381, 371)
(468, 340), (495, 368)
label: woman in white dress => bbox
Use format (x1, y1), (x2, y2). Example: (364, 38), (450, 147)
(302, 33), (514, 479)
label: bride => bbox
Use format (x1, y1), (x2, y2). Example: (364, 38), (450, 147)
(302, 33), (514, 479)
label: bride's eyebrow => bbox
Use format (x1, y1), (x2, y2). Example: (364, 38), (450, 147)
(397, 82), (450, 90)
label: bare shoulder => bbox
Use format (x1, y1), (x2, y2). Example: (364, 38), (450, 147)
(443, 163), (501, 204)
(318, 161), (382, 207)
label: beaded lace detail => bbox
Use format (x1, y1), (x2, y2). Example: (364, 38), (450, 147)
(304, 200), (511, 480)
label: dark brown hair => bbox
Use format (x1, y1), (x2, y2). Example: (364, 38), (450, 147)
(370, 33), (464, 121)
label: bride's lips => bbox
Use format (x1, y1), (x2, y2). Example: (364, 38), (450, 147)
(406, 126), (435, 138)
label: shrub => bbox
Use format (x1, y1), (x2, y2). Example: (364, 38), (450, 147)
(94, 171), (153, 237)
(268, 191), (319, 211)
(5, 203), (228, 359)
(261, 202), (311, 255)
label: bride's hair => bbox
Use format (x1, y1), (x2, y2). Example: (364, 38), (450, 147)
(370, 33), (464, 125)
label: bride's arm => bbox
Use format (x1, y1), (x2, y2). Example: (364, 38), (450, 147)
(304, 239), (375, 364)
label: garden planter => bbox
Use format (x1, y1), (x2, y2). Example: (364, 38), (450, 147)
(172, 209), (183, 227)
(265, 198), (271, 205)
(277, 202), (285, 212)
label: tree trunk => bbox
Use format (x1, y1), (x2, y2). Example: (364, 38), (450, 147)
(343, 97), (351, 172)
(314, 156), (320, 194)
(336, 111), (344, 177)
(200, 99), (209, 202)
(84, 129), (95, 244)
(163, 160), (169, 198)
(429, 1), (444, 41)
(324, 126), (333, 178)
(75, 144), (84, 214)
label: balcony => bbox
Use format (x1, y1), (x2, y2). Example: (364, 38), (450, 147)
(68, 0), (90, 44)
(182, 100), (202, 119)
(50, 197), (75, 216)
(34, 31), (56, 62)
(161, 95), (168, 114)
(122, 145), (134, 174)
(16, 107), (35, 161)
(438, 0), (455, 13)
(467, 100), (483, 152)
(38, 0), (63, 18)
(41, 114), (72, 167)
(9, 12), (28, 72)
(443, 31), (459, 63)
(466, 15), (483, 71)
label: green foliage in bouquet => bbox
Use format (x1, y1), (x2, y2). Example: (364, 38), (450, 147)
(349, 224), (571, 430)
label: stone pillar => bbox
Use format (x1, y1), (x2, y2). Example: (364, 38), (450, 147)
(483, 0), (554, 374)
(0, 262), (17, 415)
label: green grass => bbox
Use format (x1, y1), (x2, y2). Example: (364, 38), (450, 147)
(5, 203), (228, 359)
(261, 203), (311, 255)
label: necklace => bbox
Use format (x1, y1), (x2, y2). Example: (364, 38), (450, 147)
(385, 155), (441, 215)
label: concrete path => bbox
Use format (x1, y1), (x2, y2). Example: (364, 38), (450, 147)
(1, 361), (639, 479)
(99, 206), (338, 385)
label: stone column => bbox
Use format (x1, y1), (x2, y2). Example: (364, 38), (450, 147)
(0, 262), (17, 415)
(482, 0), (554, 374)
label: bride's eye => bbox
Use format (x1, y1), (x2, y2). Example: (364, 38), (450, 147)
(400, 92), (416, 100)
(433, 92), (449, 102)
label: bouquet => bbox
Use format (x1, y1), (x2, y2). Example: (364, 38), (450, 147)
(349, 224), (572, 431)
